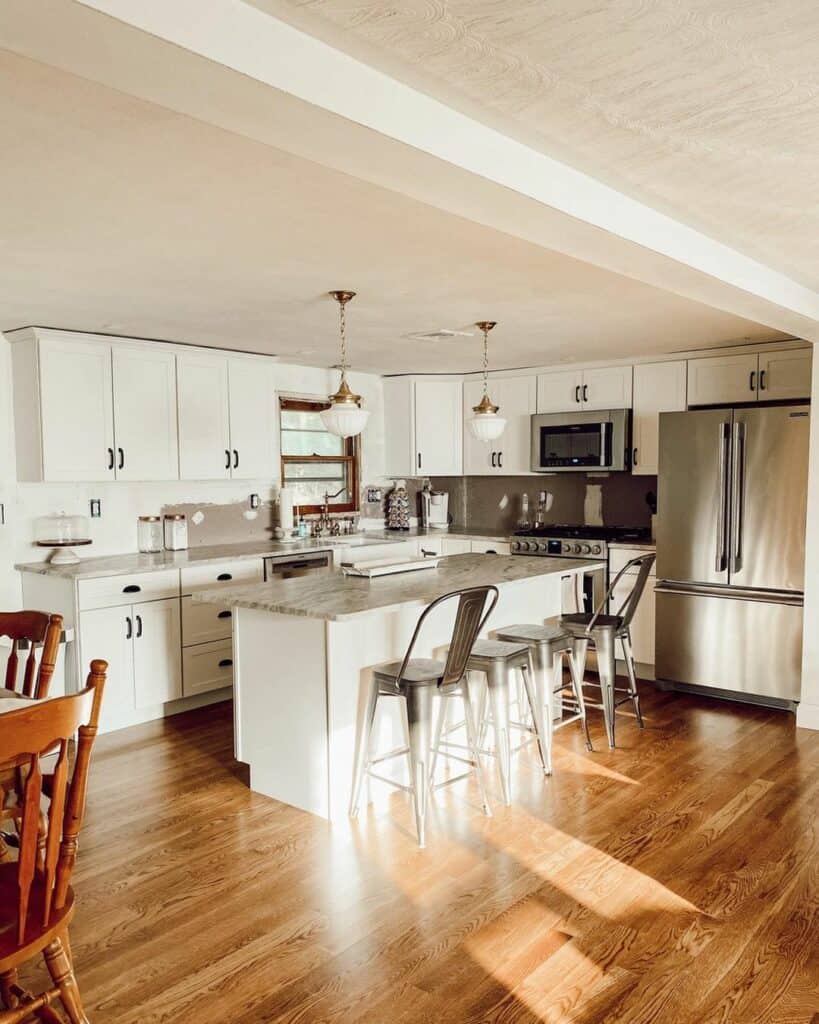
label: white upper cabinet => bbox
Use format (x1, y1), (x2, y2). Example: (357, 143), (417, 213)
(414, 379), (462, 476)
(34, 335), (116, 482)
(757, 348), (812, 401)
(464, 375), (536, 475)
(228, 359), (273, 479)
(178, 352), (274, 481)
(687, 352), (758, 406)
(536, 365), (632, 413)
(631, 361), (687, 476)
(535, 369), (583, 413)
(112, 346), (178, 481)
(177, 352), (232, 480)
(383, 377), (462, 477)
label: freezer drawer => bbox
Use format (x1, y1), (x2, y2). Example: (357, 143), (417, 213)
(655, 586), (803, 702)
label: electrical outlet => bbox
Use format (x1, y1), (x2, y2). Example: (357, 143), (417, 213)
(249, 493), (260, 510)
(366, 487), (382, 503)
(90, 498), (102, 518)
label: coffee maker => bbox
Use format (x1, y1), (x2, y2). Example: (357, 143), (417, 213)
(420, 488), (450, 530)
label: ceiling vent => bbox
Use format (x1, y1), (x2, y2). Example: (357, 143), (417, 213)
(404, 328), (475, 342)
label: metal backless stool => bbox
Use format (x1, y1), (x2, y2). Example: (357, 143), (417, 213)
(495, 623), (593, 752)
(557, 553), (656, 748)
(432, 638), (551, 807)
(350, 586), (499, 848)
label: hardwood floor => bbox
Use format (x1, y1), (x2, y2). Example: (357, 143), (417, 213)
(16, 684), (819, 1023)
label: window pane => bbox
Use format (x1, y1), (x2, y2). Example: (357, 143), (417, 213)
(281, 430), (344, 457)
(281, 408), (327, 431)
(284, 461), (347, 481)
(283, 463), (350, 508)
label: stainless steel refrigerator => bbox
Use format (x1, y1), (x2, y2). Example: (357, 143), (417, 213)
(655, 404), (809, 706)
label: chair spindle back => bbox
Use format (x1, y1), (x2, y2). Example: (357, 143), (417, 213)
(0, 611), (63, 699)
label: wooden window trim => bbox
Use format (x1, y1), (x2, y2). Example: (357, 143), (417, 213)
(280, 397), (360, 515)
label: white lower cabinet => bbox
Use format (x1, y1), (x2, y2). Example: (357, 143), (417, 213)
(80, 597), (182, 730)
(182, 640), (234, 697)
(471, 540), (511, 555)
(442, 538), (472, 555)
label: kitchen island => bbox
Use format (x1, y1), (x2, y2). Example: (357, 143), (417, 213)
(195, 553), (600, 820)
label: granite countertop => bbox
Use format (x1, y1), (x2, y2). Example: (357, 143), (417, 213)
(194, 552), (603, 622)
(14, 527), (512, 580)
(608, 540), (656, 550)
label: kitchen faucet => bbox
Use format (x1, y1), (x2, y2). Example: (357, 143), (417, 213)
(319, 487), (349, 536)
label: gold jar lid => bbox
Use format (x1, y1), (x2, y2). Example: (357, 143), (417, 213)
(164, 514), (186, 520)
(138, 515), (160, 522)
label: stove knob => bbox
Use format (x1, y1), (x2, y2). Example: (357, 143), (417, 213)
(562, 542), (573, 554)
(581, 543), (591, 554)
(591, 543), (602, 555)
(527, 541), (537, 552)
(537, 541), (549, 552)
(511, 540), (521, 552)
(573, 544), (582, 554)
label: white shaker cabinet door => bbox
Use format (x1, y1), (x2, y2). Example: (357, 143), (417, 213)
(462, 378), (494, 475)
(414, 380), (462, 476)
(496, 376), (536, 474)
(228, 359), (273, 479)
(132, 598), (182, 708)
(112, 346), (179, 481)
(536, 370), (583, 413)
(632, 361), (687, 476)
(177, 353), (231, 480)
(79, 605), (135, 733)
(758, 349), (812, 401)
(687, 353), (758, 406)
(38, 337), (115, 481)
(581, 365), (633, 411)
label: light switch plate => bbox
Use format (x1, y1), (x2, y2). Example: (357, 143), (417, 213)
(90, 498), (101, 518)
(249, 493), (260, 509)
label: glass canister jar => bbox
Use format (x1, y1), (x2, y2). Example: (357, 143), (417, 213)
(137, 516), (163, 553)
(163, 514), (188, 551)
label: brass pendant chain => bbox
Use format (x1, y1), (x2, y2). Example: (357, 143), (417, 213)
(482, 324), (489, 398)
(339, 299), (348, 380)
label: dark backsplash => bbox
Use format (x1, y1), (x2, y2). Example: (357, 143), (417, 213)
(432, 474), (657, 533)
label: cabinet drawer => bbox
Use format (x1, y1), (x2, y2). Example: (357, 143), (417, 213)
(470, 541), (511, 555)
(180, 559), (263, 595)
(609, 548), (656, 576)
(182, 639), (234, 697)
(182, 596), (233, 647)
(78, 569), (180, 610)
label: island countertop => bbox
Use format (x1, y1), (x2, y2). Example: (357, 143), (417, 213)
(195, 553), (601, 622)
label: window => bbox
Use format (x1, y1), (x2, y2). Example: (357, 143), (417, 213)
(279, 397), (359, 514)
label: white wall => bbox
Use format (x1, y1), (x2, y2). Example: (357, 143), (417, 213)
(798, 342), (819, 730)
(0, 334), (386, 610)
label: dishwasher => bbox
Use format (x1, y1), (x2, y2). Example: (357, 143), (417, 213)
(263, 550), (333, 580)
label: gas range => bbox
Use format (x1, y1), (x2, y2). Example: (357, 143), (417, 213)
(509, 524), (650, 561)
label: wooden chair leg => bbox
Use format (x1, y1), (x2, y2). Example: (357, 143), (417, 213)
(0, 969), (20, 1009)
(43, 935), (89, 1024)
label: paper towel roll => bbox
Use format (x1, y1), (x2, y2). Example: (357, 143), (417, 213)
(279, 488), (295, 532)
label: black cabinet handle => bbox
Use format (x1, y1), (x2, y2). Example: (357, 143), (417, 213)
(218, 658), (233, 669)
(498, 451), (503, 469)
(135, 614), (143, 638)
(417, 452), (422, 470)
(750, 370), (756, 392)
(217, 609), (232, 619)
(421, 548), (437, 557)
(632, 447), (638, 467)
(122, 584), (141, 594)
(217, 573), (233, 581)
(583, 384), (589, 402)
(575, 385), (581, 403)
(107, 447), (114, 471)
(125, 616), (133, 640)
(491, 452), (497, 468)
(117, 447), (125, 470)
(225, 449), (231, 470)
(759, 369), (767, 391)
(486, 549), (498, 555)
(233, 449), (239, 469)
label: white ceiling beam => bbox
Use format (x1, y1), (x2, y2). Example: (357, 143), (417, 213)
(5, 0), (819, 340)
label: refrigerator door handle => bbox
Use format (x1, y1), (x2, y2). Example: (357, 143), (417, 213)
(730, 421), (746, 574)
(715, 422), (731, 573)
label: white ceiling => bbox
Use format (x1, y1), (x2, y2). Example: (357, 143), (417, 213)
(0, 49), (788, 373)
(263, 0), (819, 292)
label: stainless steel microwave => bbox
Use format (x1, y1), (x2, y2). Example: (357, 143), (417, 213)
(530, 409), (631, 472)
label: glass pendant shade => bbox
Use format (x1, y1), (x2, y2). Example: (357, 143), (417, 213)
(322, 289), (369, 439)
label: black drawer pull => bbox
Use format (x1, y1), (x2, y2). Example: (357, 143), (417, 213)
(217, 573), (233, 581)
(122, 584), (141, 593)
(485, 549), (498, 555)
(217, 610), (232, 619)
(218, 658), (233, 668)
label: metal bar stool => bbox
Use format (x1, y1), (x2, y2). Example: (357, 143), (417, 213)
(350, 585), (499, 848)
(432, 639), (550, 807)
(557, 553), (656, 748)
(495, 623), (593, 753)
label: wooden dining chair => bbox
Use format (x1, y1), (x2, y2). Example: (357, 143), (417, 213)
(0, 612), (63, 702)
(0, 659), (106, 1024)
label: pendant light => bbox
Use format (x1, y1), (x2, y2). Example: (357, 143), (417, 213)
(468, 320), (507, 442)
(320, 289), (370, 439)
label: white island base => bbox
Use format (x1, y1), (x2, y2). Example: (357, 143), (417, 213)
(227, 560), (583, 822)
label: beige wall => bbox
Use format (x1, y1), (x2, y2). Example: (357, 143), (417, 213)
(0, 334), (386, 609)
(798, 342), (819, 730)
